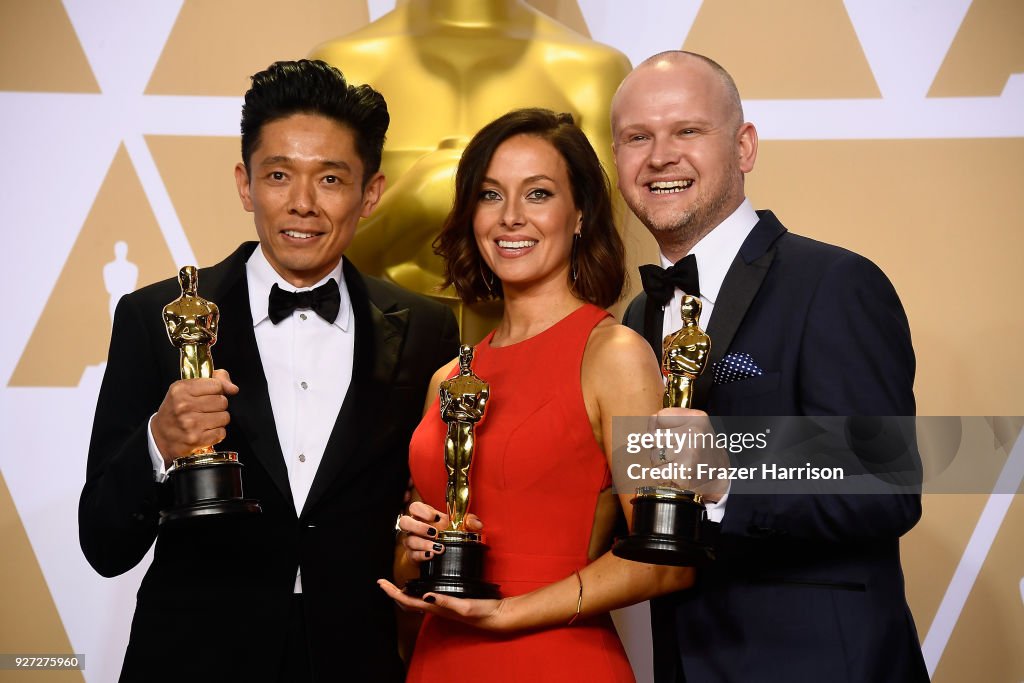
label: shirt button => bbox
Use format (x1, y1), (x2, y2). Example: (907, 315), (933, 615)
(300, 381), (308, 390)
(298, 454), (306, 463)
(299, 313), (307, 321)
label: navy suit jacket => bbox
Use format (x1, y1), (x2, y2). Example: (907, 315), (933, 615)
(79, 242), (460, 682)
(623, 211), (929, 683)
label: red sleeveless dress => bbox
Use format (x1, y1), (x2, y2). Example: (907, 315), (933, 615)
(406, 303), (636, 682)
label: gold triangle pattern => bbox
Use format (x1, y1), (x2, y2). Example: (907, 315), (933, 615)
(145, 0), (370, 96)
(9, 145), (176, 387)
(146, 135), (254, 268)
(0, 1), (99, 93)
(0, 472), (84, 681)
(929, 0), (1024, 97)
(683, 0), (880, 98)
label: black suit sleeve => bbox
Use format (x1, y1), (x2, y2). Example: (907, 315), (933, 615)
(722, 252), (921, 542)
(436, 304), (461, 366)
(78, 294), (170, 577)
(621, 294), (643, 330)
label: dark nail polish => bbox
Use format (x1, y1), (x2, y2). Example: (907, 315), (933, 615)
(432, 543), (443, 552)
(427, 527), (437, 537)
(424, 595), (436, 604)
(424, 551), (432, 559)
(434, 514), (441, 522)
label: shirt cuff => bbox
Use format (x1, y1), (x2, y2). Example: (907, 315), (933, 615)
(705, 490), (729, 524)
(147, 414), (169, 483)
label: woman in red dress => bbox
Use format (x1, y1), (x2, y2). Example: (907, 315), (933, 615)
(380, 109), (695, 682)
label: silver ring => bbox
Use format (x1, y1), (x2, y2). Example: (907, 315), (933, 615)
(393, 512), (404, 538)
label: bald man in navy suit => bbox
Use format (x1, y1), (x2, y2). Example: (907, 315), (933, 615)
(614, 51), (929, 683)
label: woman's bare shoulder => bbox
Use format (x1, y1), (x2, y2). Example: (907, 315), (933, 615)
(585, 318), (659, 372)
(583, 318), (662, 400)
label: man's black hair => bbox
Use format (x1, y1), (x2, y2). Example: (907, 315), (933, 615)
(240, 59), (389, 185)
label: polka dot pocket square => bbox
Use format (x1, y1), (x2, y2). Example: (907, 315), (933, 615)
(712, 352), (765, 385)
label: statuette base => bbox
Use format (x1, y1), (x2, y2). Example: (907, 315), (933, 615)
(612, 487), (717, 566)
(160, 451), (261, 525)
(405, 530), (500, 599)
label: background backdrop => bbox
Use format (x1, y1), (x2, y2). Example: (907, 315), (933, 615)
(0, 1), (1021, 681)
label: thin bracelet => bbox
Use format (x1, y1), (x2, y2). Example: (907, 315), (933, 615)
(567, 569), (583, 625)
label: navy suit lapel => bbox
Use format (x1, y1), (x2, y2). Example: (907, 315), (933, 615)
(302, 259), (407, 517)
(208, 244), (294, 509)
(693, 211), (786, 408)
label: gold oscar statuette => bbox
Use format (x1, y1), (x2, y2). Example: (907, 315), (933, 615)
(614, 294), (718, 565)
(662, 295), (710, 409)
(406, 345), (500, 598)
(159, 266), (261, 524)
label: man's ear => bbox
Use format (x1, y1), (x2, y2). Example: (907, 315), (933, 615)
(360, 172), (386, 218)
(234, 162), (254, 212)
(737, 122), (758, 174)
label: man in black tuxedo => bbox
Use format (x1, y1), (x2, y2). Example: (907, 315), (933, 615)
(79, 60), (459, 682)
(614, 51), (929, 682)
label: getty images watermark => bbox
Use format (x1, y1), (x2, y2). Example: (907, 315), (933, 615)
(611, 416), (1024, 496)
(624, 424), (845, 484)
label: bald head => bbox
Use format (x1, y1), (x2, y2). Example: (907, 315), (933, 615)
(613, 51), (744, 134)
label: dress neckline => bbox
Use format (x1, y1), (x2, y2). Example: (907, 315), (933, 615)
(480, 303), (599, 351)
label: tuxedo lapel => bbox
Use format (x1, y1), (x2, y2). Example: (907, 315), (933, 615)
(693, 211), (786, 408)
(208, 243), (293, 509)
(302, 260), (408, 517)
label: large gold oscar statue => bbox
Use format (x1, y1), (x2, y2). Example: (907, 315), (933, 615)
(310, 0), (630, 342)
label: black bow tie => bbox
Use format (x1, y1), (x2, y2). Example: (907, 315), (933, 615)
(268, 279), (341, 324)
(639, 255), (700, 307)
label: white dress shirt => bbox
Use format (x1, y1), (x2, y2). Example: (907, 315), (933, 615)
(660, 198), (759, 335)
(659, 198), (759, 522)
(245, 246), (354, 517)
